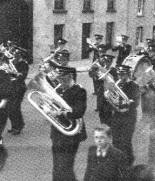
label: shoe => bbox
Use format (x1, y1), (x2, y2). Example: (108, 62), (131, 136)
(11, 129), (22, 135)
(8, 129), (13, 133)
(8, 124), (25, 135)
(8, 128), (22, 135)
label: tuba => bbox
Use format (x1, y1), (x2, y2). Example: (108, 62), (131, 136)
(27, 69), (82, 136)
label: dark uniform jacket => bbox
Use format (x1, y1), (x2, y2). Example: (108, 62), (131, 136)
(13, 61), (29, 94)
(50, 84), (87, 152)
(84, 145), (128, 181)
(0, 70), (14, 101)
(112, 44), (132, 66)
(117, 80), (140, 112)
(111, 81), (140, 166)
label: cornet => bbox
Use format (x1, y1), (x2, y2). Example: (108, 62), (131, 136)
(27, 71), (82, 136)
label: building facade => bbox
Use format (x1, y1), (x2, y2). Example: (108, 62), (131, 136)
(33, 0), (155, 62)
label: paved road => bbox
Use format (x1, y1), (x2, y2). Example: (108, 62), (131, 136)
(0, 69), (153, 181)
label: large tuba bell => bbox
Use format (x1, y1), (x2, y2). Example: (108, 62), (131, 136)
(27, 69), (82, 136)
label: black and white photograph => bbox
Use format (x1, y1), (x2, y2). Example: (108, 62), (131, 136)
(0, 0), (155, 180)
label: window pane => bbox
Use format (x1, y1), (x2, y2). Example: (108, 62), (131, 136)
(106, 22), (114, 47)
(54, 24), (64, 46)
(135, 27), (143, 45)
(107, 0), (114, 9)
(83, 0), (91, 10)
(153, 26), (155, 39)
(54, 0), (64, 10)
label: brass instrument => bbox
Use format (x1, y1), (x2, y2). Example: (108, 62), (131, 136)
(43, 46), (61, 63)
(86, 38), (98, 50)
(115, 36), (123, 46)
(104, 79), (131, 112)
(89, 57), (131, 112)
(0, 42), (24, 77)
(27, 70), (82, 136)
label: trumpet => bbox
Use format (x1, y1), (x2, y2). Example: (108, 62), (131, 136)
(27, 71), (82, 136)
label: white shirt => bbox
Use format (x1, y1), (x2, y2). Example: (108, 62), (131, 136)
(96, 147), (107, 157)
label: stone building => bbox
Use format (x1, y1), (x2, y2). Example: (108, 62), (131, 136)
(33, 0), (155, 62)
(0, 0), (33, 55)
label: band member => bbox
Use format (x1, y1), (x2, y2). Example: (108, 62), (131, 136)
(54, 49), (70, 66)
(112, 35), (132, 66)
(7, 49), (29, 135)
(47, 38), (69, 64)
(0, 70), (15, 143)
(88, 34), (109, 95)
(111, 65), (140, 166)
(146, 38), (155, 68)
(84, 125), (128, 181)
(126, 164), (155, 181)
(97, 54), (117, 126)
(50, 66), (87, 181)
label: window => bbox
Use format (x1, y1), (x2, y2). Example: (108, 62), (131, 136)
(137, 0), (145, 16)
(107, 0), (116, 12)
(154, 0), (155, 15)
(54, 24), (64, 47)
(53, 0), (67, 13)
(106, 22), (114, 47)
(153, 26), (155, 40)
(135, 26), (144, 45)
(82, 23), (91, 59)
(54, 0), (64, 10)
(82, 0), (94, 13)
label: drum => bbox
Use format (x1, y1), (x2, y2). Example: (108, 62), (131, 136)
(122, 54), (155, 87)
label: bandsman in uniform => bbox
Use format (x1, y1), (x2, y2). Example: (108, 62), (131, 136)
(88, 34), (109, 95)
(112, 35), (132, 66)
(7, 48), (30, 135)
(97, 54), (118, 126)
(50, 66), (87, 181)
(146, 38), (155, 68)
(0, 70), (15, 144)
(111, 65), (140, 166)
(54, 49), (70, 67)
(47, 38), (69, 65)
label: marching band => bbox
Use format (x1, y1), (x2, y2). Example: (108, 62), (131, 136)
(0, 36), (155, 180)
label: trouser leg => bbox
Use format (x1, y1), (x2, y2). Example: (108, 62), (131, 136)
(8, 90), (25, 131)
(112, 116), (136, 166)
(52, 143), (79, 181)
(0, 109), (8, 139)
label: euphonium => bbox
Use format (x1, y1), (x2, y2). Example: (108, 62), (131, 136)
(27, 70), (82, 136)
(104, 79), (131, 112)
(97, 66), (131, 112)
